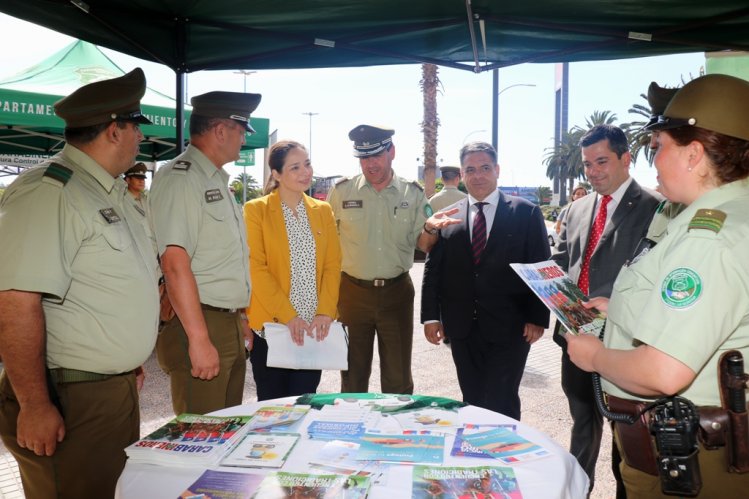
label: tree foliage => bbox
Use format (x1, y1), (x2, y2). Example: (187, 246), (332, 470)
(231, 173), (261, 203)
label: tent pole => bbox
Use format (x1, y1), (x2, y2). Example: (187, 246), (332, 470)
(176, 71), (186, 154)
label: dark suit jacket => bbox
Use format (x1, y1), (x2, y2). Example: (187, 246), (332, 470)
(421, 191), (551, 345)
(551, 178), (662, 299)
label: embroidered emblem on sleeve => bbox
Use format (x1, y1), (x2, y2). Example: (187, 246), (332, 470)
(424, 204), (433, 217)
(661, 268), (702, 309)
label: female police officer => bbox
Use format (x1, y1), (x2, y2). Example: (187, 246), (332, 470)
(567, 73), (749, 498)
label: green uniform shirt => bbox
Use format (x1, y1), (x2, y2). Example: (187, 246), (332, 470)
(645, 200), (686, 243)
(150, 144), (251, 309)
(603, 179), (749, 406)
(0, 144), (160, 373)
(429, 185), (466, 212)
(327, 173), (428, 280)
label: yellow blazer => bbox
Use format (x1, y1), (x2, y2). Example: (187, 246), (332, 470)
(244, 190), (341, 330)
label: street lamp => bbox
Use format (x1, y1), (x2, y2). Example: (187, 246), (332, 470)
(234, 70), (257, 204)
(302, 112), (319, 161)
(462, 129), (487, 144)
(491, 70), (536, 150)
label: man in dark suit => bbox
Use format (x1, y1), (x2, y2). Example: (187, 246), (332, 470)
(421, 141), (550, 420)
(551, 124), (661, 493)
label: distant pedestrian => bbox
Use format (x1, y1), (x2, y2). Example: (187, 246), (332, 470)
(429, 165), (466, 212)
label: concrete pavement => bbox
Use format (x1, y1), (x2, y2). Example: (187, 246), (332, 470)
(0, 262), (615, 498)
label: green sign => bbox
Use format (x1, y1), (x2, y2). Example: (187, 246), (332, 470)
(236, 149), (255, 166)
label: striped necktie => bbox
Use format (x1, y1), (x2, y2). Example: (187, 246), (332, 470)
(472, 202), (487, 265)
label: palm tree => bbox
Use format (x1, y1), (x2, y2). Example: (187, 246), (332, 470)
(420, 64), (440, 199)
(623, 93), (653, 165)
(536, 185), (552, 205)
(232, 172), (261, 203)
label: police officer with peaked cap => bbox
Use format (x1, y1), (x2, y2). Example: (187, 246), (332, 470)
(150, 90), (259, 415)
(0, 68), (160, 497)
(429, 165), (466, 212)
(327, 124), (436, 394)
(567, 74), (749, 497)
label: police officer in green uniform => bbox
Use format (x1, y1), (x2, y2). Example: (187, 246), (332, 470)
(328, 125), (437, 394)
(567, 74), (749, 497)
(124, 161), (149, 215)
(150, 91), (258, 415)
(429, 165), (466, 212)
(0, 68), (159, 497)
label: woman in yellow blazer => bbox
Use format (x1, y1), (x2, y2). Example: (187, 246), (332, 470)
(244, 140), (341, 400)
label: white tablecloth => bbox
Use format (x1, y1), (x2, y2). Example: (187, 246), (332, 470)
(116, 396), (588, 498)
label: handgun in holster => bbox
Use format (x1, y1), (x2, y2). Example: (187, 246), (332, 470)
(719, 350), (749, 473)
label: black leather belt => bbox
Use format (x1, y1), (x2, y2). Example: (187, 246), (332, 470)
(201, 303), (239, 314)
(342, 271), (408, 288)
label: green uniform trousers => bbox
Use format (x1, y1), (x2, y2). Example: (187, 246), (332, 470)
(615, 423), (749, 498)
(157, 307), (246, 415)
(338, 272), (415, 394)
(0, 370), (139, 498)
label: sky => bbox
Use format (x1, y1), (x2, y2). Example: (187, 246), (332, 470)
(0, 12), (705, 192)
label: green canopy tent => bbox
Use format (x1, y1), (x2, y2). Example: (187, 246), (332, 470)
(2, 1), (748, 150)
(0, 40), (269, 177)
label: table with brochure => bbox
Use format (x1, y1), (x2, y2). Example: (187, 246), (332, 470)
(115, 393), (588, 498)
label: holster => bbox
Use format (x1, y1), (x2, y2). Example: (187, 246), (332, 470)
(607, 394), (659, 476)
(697, 406), (729, 449)
(719, 350), (749, 473)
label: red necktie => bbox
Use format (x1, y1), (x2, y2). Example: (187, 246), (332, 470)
(578, 195), (612, 295)
(472, 202), (487, 265)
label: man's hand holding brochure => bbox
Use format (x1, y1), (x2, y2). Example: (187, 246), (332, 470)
(510, 260), (605, 337)
(263, 321), (348, 370)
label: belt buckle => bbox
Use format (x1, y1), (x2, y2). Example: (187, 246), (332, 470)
(373, 278), (386, 287)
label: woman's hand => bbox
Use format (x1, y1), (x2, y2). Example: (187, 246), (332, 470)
(309, 314), (334, 341)
(583, 296), (610, 314)
(286, 316), (310, 346)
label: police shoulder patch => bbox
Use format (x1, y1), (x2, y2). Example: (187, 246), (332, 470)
(173, 160), (191, 171)
(424, 203), (434, 217)
(410, 180), (424, 191)
(42, 162), (73, 186)
(688, 209), (726, 234)
(661, 267), (702, 309)
(655, 200), (666, 214)
(335, 176), (350, 185)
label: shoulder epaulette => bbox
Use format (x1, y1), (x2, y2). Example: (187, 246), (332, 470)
(688, 208), (726, 234)
(335, 176), (350, 185)
(174, 160), (191, 171)
(42, 162), (73, 186)
(410, 180), (424, 191)
(655, 200), (666, 214)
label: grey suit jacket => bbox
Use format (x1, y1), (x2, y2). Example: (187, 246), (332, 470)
(551, 178), (662, 300)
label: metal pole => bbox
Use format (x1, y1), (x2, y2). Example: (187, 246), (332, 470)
(491, 76), (537, 153)
(302, 112), (319, 161)
(234, 71), (256, 205)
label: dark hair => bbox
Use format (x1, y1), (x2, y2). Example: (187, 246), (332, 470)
(579, 124), (629, 158)
(441, 170), (460, 181)
(666, 127), (749, 184)
(459, 141), (497, 165)
(64, 121), (128, 144)
(263, 140), (307, 194)
(189, 114), (224, 136)
(572, 184), (588, 197)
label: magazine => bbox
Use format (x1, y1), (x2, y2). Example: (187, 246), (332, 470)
(252, 471), (371, 499)
(355, 431), (444, 464)
(450, 424), (517, 459)
(412, 465), (524, 499)
(459, 427), (550, 464)
(246, 405), (310, 433)
(125, 414), (252, 467)
(178, 469), (264, 499)
(221, 432), (300, 468)
(510, 260), (605, 336)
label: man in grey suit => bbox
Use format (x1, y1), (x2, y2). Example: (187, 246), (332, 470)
(551, 124), (661, 494)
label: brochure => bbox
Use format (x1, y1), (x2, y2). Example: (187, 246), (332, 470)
(246, 405), (310, 433)
(355, 431), (444, 465)
(125, 413), (252, 467)
(307, 421), (366, 441)
(510, 260), (605, 336)
(451, 424), (518, 459)
(263, 321), (348, 370)
(221, 432), (300, 468)
(412, 465), (524, 499)
(178, 469), (264, 499)
(388, 408), (460, 432)
(459, 427), (551, 464)
(252, 471), (371, 499)
(309, 440), (382, 477)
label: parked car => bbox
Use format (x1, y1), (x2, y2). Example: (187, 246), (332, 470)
(544, 220), (560, 247)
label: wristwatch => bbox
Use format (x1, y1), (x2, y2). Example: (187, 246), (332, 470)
(423, 222), (438, 235)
